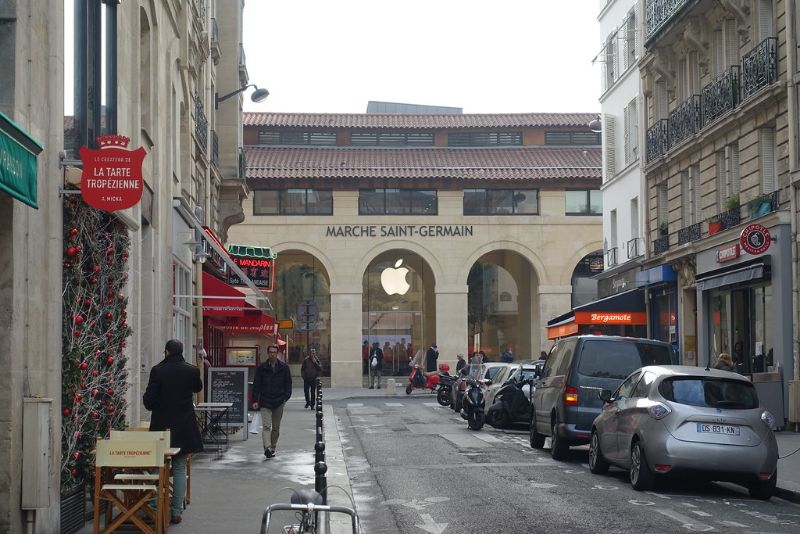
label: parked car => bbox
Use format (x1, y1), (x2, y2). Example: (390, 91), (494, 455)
(530, 335), (674, 459)
(450, 363), (510, 412)
(589, 365), (778, 499)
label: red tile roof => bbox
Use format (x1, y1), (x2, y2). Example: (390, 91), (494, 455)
(245, 146), (601, 184)
(243, 112), (598, 129)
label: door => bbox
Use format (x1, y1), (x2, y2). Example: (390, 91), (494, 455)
(363, 311), (422, 375)
(534, 339), (574, 435)
(606, 371), (640, 462)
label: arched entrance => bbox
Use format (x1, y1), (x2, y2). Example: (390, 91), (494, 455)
(467, 250), (539, 361)
(273, 250), (331, 375)
(362, 250), (435, 379)
(571, 251), (603, 307)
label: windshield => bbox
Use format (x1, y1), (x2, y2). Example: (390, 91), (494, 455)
(577, 340), (672, 380)
(659, 377), (759, 409)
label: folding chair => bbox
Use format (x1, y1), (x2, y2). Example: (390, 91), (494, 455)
(93, 439), (167, 534)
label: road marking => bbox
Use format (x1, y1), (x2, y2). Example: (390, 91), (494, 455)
(682, 503), (697, 508)
(424, 402), (440, 407)
(691, 511), (712, 517)
(718, 520), (749, 528)
(385, 403), (404, 407)
(629, 500), (655, 506)
(592, 484), (619, 490)
(530, 482), (557, 489)
(416, 513), (448, 534)
(645, 491), (671, 499)
(655, 509), (713, 531)
(346, 403), (364, 407)
(473, 433), (502, 444)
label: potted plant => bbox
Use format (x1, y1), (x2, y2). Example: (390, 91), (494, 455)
(659, 221), (669, 236)
(708, 214), (723, 235)
(747, 193), (773, 218)
(724, 193), (740, 212)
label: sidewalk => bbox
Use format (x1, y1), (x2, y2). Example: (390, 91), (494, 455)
(774, 430), (800, 503)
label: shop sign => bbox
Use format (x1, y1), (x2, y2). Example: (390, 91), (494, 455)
(325, 224), (473, 238)
(574, 311), (648, 325)
(202, 226), (229, 276)
(716, 243), (740, 263)
(227, 244), (275, 291)
(739, 224), (771, 255)
(79, 135), (146, 212)
(214, 314), (277, 335)
(0, 112), (42, 209)
(547, 322), (579, 340)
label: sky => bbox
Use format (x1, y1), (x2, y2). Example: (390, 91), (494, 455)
(242, 0), (602, 114)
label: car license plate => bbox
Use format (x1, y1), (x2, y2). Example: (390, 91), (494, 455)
(696, 423), (740, 436)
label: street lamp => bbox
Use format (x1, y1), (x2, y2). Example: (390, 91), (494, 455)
(588, 115), (602, 133)
(215, 83), (269, 109)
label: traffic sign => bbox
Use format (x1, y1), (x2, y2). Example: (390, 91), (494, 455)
(297, 300), (319, 331)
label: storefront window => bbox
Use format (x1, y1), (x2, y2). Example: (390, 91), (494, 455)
(652, 291), (677, 345)
(173, 261), (192, 352)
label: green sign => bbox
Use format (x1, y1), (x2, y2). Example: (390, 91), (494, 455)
(0, 112), (43, 209)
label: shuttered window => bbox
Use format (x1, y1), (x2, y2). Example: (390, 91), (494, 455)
(624, 99), (638, 164)
(758, 0), (774, 41)
(448, 132), (521, 146)
(257, 130), (337, 145)
(657, 183), (669, 228)
(725, 19), (739, 67)
(604, 114), (616, 178)
(760, 129), (777, 193)
(625, 9), (637, 69)
(713, 29), (724, 75)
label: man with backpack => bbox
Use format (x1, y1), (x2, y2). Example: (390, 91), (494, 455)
(369, 341), (383, 389)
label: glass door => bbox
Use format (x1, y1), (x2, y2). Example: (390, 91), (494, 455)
(363, 311), (423, 375)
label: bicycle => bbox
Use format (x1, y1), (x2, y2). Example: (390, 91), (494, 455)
(259, 488), (361, 534)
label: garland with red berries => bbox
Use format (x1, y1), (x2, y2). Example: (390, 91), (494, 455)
(61, 195), (132, 491)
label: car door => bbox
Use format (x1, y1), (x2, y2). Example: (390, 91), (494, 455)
(605, 371), (641, 461)
(616, 370), (657, 464)
(534, 339), (574, 436)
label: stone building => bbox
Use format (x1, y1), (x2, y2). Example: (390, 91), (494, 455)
(229, 112), (604, 386)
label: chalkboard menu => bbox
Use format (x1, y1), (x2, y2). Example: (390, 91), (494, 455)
(208, 367), (248, 438)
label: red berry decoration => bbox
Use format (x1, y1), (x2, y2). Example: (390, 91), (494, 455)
(72, 452), (81, 461)
(74, 395), (82, 403)
(91, 411), (99, 420)
(91, 370), (99, 377)
(66, 247), (77, 257)
(70, 468), (78, 478)
(106, 356), (114, 365)
(92, 265), (101, 273)
(73, 329), (81, 337)
(105, 312), (113, 320)
(89, 278), (98, 285)
(108, 405), (116, 414)
(90, 388), (99, 398)
(107, 291), (114, 298)
(74, 315), (84, 325)
(74, 245), (82, 253)
(69, 228), (78, 236)
(63, 408), (71, 416)
(107, 388), (115, 396)
(79, 362), (88, 371)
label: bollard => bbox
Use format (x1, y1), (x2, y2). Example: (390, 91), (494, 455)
(314, 460), (328, 504)
(314, 439), (326, 464)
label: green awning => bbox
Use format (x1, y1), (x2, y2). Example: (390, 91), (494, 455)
(0, 112), (43, 209)
(227, 244), (276, 259)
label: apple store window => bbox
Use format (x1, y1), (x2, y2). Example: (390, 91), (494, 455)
(253, 189), (333, 215)
(359, 189), (437, 215)
(463, 189), (539, 215)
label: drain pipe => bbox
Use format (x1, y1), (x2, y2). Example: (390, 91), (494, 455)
(25, 510), (34, 534)
(788, 0), (800, 382)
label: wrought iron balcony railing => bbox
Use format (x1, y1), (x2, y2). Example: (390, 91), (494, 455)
(627, 237), (643, 259)
(702, 66), (739, 125)
(653, 234), (670, 255)
(645, 0), (690, 44)
(747, 190), (779, 219)
(718, 205), (741, 230)
(194, 94), (208, 152)
(742, 37), (777, 101)
(211, 130), (219, 166)
(668, 95), (702, 148)
(606, 247), (618, 267)
(677, 222), (702, 245)
(646, 119), (669, 163)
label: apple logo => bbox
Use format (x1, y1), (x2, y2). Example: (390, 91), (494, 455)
(381, 259), (411, 295)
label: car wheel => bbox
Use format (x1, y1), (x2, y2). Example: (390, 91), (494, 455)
(405, 385), (413, 395)
(748, 471), (777, 500)
(529, 411), (545, 449)
(630, 441), (654, 491)
(589, 430), (609, 475)
(550, 419), (569, 460)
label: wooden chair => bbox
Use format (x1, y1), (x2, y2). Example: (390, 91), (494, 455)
(93, 439), (167, 534)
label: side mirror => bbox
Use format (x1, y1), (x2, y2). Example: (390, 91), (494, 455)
(599, 389), (613, 403)
(534, 363), (543, 377)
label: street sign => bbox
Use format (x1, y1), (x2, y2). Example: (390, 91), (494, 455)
(278, 319), (294, 330)
(297, 300), (319, 331)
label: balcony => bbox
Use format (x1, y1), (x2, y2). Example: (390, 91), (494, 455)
(645, 0), (691, 45)
(194, 94), (208, 152)
(627, 237), (643, 259)
(211, 130), (219, 167)
(677, 222), (702, 245)
(742, 38), (777, 101)
(702, 66), (739, 125)
(668, 95), (701, 148)
(653, 234), (670, 255)
(646, 119), (669, 163)
(747, 190), (779, 219)
(606, 247), (618, 267)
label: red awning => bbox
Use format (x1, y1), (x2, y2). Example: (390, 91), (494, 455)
(202, 272), (246, 317)
(211, 312), (277, 336)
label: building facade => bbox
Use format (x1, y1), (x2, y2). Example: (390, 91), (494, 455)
(229, 112), (604, 386)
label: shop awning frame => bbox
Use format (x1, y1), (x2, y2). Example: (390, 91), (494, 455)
(546, 288), (647, 340)
(696, 261), (768, 291)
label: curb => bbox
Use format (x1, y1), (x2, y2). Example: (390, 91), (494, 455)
(322, 403), (357, 534)
(775, 486), (800, 504)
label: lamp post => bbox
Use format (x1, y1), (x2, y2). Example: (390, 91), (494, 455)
(588, 115), (602, 133)
(215, 84), (269, 109)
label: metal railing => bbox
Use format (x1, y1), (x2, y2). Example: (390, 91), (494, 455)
(703, 66), (739, 125)
(646, 119), (669, 163)
(677, 222), (702, 245)
(654, 234), (670, 255)
(668, 95), (702, 148)
(645, 0), (690, 44)
(626, 237), (643, 259)
(194, 94), (208, 152)
(742, 38), (777, 101)
(211, 130), (219, 166)
(718, 205), (741, 230)
(747, 190), (779, 218)
(606, 247), (618, 267)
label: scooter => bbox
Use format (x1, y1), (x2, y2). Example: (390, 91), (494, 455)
(436, 366), (455, 406)
(486, 377), (534, 429)
(405, 364), (441, 394)
(460, 377), (487, 430)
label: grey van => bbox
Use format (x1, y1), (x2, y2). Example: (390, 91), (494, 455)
(530, 335), (675, 459)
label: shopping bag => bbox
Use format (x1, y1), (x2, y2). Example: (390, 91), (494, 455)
(249, 411), (261, 434)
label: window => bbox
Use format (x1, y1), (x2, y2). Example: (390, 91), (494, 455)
(659, 377), (759, 409)
(717, 144), (740, 208)
(759, 128), (777, 194)
(447, 132), (522, 147)
(252, 189), (333, 215)
(615, 372), (641, 399)
(463, 189), (539, 215)
(173, 261), (192, 352)
(624, 98), (638, 164)
(257, 130), (337, 145)
(657, 183), (669, 230)
(630, 197), (639, 240)
(624, 8), (637, 70)
(352, 132), (434, 146)
(632, 371), (656, 398)
(604, 31), (618, 91)
(681, 165), (699, 225)
(358, 189), (437, 215)
(545, 131), (601, 146)
(565, 189), (602, 215)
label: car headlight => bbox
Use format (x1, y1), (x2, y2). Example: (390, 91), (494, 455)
(761, 410), (775, 428)
(647, 403), (671, 420)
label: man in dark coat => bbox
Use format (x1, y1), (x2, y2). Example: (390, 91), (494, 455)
(368, 342), (383, 389)
(301, 348), (322, 408)
(251, 344), (292, 458)
(143, 339), (203, 524)
(426, 342), (439, 373)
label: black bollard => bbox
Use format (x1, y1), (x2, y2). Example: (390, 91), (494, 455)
(314, 460), (328, 504)
(314, 439), (326, 464)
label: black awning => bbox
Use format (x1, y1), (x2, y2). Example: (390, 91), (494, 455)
(574, 288), (646, 313)
(696, 262), (767, 291)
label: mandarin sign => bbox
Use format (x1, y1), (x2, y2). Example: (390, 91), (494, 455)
(79, 135), (146, 212)
(326, 225), (473, 238)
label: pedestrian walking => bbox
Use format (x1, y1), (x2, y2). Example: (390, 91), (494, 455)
(251, 344), (292, 458)
(425, 342), (439, 372)
(142, 339), (203, 525)
(369, 341), (384, 389)
(501, 345), (514, 363)
(455, 353), (466, 374)
(301, 348), (322, 409)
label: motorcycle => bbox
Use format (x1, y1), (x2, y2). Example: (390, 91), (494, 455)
(486, 377), (535, 429)
(460, 377), (488, 430)
(436, 369), (456, 406)
(406, 363), (445, 395)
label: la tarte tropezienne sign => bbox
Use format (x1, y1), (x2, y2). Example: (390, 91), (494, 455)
(79, 135), (146, 212)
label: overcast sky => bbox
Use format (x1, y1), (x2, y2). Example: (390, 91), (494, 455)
(242, 0), (602, 114)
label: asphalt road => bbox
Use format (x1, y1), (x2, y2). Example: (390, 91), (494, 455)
(333, 396), (800, 534)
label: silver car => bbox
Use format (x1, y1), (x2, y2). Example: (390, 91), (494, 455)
(589, 365), (778, 499)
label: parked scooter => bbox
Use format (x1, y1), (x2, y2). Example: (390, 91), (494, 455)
(460, 377), (488, 430)
(436, 367), (456, 406)
(406, 363), (446, 395)
(486, 377), (535, 429)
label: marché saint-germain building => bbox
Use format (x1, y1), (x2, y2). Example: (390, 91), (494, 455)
(228, 111), (603, 387)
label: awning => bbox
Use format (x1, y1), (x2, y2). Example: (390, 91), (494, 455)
(0, 112), (43, 209)
(546, 288), (647, 340)
(202, 272), (246, 317)
(209, 311), (277, 336)
(696, 262), (767, 291)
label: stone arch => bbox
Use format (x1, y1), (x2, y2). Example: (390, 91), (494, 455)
(268, 241), (336, 284)
(560, 241), (603, 286)
(357, 240), (443, 288)
(458, 240), (548, 287)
